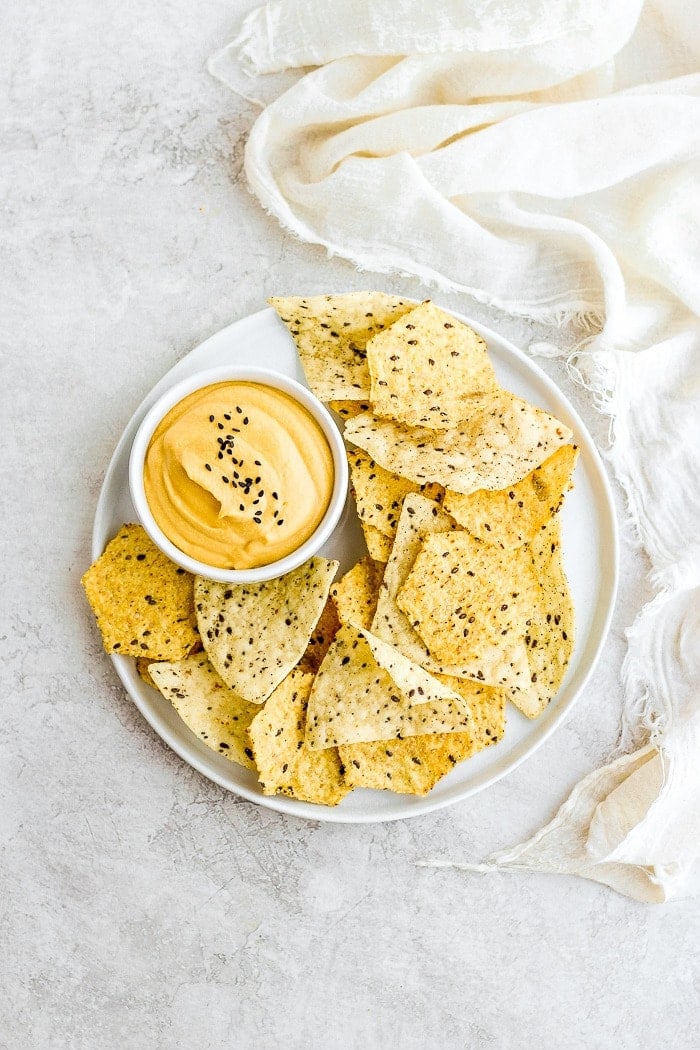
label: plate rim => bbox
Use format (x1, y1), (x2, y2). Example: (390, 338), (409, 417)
(92, 303), (619, 824)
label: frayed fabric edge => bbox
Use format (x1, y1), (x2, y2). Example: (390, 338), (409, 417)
(415, 857), (678, 904)
(564, 346), (660, 573)
(244, 156), (607, 331)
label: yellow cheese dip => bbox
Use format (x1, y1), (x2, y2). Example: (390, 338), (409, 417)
(144, 381), (335, 569)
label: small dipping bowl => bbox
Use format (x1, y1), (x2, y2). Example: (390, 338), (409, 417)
(129, 366), (349, 583)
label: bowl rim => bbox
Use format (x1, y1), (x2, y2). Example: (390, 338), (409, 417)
(128, 365), (349, 583)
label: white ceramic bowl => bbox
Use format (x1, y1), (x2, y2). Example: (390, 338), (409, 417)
(128, 366), (348, 583)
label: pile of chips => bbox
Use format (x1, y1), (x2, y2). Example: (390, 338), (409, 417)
(83, 294), (578, 805)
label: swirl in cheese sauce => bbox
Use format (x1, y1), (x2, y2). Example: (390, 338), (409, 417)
(144, 381), (334, 569)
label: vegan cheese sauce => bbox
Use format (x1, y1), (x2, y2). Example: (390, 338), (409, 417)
(143, 381), (334, 569)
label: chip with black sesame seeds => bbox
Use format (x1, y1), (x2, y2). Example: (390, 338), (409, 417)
(328, 399), (371, 421)
(395, 517), (573, 718)
(297, 597), (341, 675)
(135, 657), (157, 689)
(344, 392), (572, 495)
(366, 300), (500, 428)
(396, 528), (536, 698)
(305, 624), (473, 751)
(443, 444), (579, 549)
(340, 733), (474, 795)
(81, 524), (199, 660)
(338, 671), (505, 796)
(360, 521), (394, 562)
(194, 556), (339, 704)
(148, 653), (258, 769)
(248, 670), (349, 805)
(347, 446), (444, 542)
(516, 517), (574, 715)
(370, 494), (462, 675)
(268, 292), (413, 401)
(331, 555), (385, 630)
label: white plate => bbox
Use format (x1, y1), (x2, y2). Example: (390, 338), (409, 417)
(93, 306), (618, 823)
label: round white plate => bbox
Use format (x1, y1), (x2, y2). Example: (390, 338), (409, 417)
(93, 305), (618, 823)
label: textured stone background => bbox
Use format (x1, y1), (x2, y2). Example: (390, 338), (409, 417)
(2, 2), (698, 1047)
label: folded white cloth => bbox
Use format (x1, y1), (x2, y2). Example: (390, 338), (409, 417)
(211, 0), (700, 901)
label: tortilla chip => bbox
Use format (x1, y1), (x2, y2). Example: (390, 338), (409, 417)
(136, 657), (156, 689)
(372, 493), (537, 705)
(439, 677), (506, 750)
(138, 630), (202, 688)
(195, 556), (338, 704)
(443, 445), (579, 548)
(394, 521), (574, 717)
(348, 447), (444, 541)
(305, 625), (473, 750)
(361, 520), (394, 562)
(517, 518), (574, 716)
(149, 654), (258, 769)
(81, 524), (200, 660)
(340, 733), (474, 795)
(269, 293), (413, 402)
(331, 556), (385, 629)
(298, 597), (341, 674)
(396, 529), (534, 692)
(329, 399), (371, 420)
(371, 494), (462, 673)
(344, 393), (572, 495)
(366, 301), (499, 428)
(248, 669), (350, 805)
(339, 678), (505, 795)
(359, 626), (469, 708)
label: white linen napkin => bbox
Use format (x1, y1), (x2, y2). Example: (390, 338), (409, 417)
(210, 0), (700, 901)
